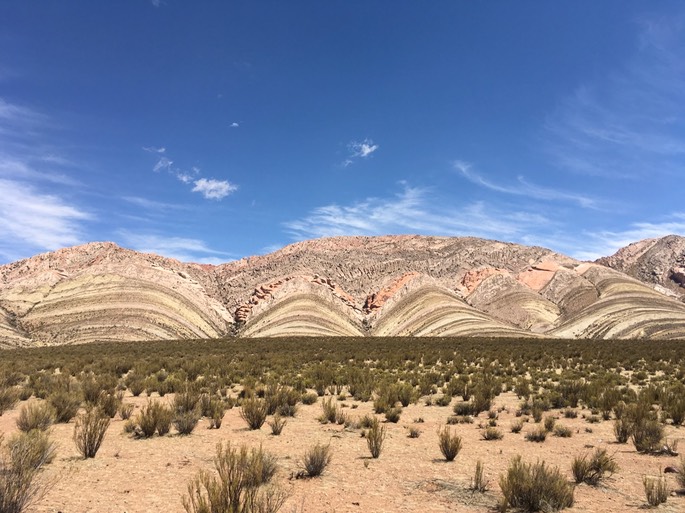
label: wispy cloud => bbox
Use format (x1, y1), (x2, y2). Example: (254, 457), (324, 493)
(572, 213), (685, 261)
(0, 97), (91, 262)
(117, 230), (231, 264)
(122, 196), (187, 211)
(454, 160), (599, 209)
(143, 147), (237, 201)
(544, 12), (685, 178)
(192, 178), (238, 200)
(0, 178), (91, 261)
(343, 138), (379, 167)
(230, 122), (239, 128)
(285, 184), (551, 242)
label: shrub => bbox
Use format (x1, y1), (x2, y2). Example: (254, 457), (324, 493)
(0, 431), (53, 513)
(632, 419), (664, 453)
(643, 474), (668, 507)
(510, 420), (524, 433)
(470, 460), (489, 493)
(384, 407), (402, 423)
(136, 400), (172, 437)
(408, 427), (421, 438)
(563, 408), (578, 419)
(366, 417), (386, 459)
(182, 442), (286, 513)
(268, 414), (287, 436)
(543, 415), (556, 432)
(301, 443), (332, 477)
(0, 387), (19, 415)
(118, 402), (134, 420)
(553, 424), (573, 438)
(6, 430), (56, 470)
(676, 457), (685, 488)
(208, 400), (226, 429)
(482, 427), (503, 441)
(571, 448), (617, 485)
(97, 392), (120, 418)
(525, 426), (547, 443)
(48, 391), (81, 423)
(499, 456), (574, 512)
(301, 392), (318, 405)
(320, 398), (338, 424)
(16, 402), (55, 433)
(240, 398), (268, 430)
(613, 418), (631, 444)
(73, 407), (110, 459)
(438, 426), (462, 461)
(174, 411), (201, 435)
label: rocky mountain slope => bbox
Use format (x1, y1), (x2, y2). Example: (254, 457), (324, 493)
(2, 235), (685, 346)
(596, 234), (685, 299)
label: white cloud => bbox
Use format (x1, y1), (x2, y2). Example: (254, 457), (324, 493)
(572, 213), (685, 261)
(285, 185), (551, 242)
(142, 146), (166, 154)
(118, 231), (230, 264)
(230, 122), (239, 128)
(192, 178), (238, 200)
(343, 138), (379, 166)
(454, 160), (599, 209)
(0, 178), (91, 261)
(153, 156), (173, 173)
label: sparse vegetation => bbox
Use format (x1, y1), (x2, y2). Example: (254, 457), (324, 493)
(438, 426), (462, 461)
(470, 460), (489, 493)
(643, 474), (669, 507)
(73, 407), (110, 459)
(240, 398), (268, 430)
(366, 417), (386, 459)
(300, 442), (332, 477)
(571, 448), (617, 485)
(182, 442), (285, 513)
(499, 456), (574, 512)
(16, 402), (55, 433)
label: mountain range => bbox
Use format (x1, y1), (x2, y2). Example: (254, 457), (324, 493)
(2, 235), (685, 347)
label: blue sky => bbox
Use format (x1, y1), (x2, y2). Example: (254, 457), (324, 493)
(1, 1), (684, 264)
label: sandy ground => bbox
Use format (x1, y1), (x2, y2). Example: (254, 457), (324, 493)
(1, 392), (684, 513)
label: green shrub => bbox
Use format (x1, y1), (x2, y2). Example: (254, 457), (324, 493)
(643, 474), (668, 507)
(319, 398), (338, 424)
(571, 448), (617, 485)
(613, 418), (631, 444)
(97, 392), (120, 419)
(632, 419), (664, 453)
(73, 407), (110, 459)
(384, 407), (402, 423)
(438, 426), (462, 461)
(174, 411), (201, 435)
(499, 456), (574, 512)
(301, 392), (318, 405)
(510, 420), (524, 433)
(470, 460), (489, 493)
(0, 431), (53, 513)
(136, 400), (172, 437)
(366, 417), (386, 459)
(268, 414), (287, 436)
(48, 391), (81, 423)
(543, 415), (556, 432)
(301, 442), (332, 477)
(16, 402), (55, 433)
(0, 387), (19, 415)
(482, 427), (503, 441)
(182, 442), (286, 513)
(118, 402), (134, 420)
(553, 424), (573, 438)
(208, 400), (226, 429)
(525, 426), (547, 443)
(240, 398), (268, 430)
(6, 430), (56, 470)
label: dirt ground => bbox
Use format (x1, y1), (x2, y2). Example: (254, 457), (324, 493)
(1, 391), (684, 513)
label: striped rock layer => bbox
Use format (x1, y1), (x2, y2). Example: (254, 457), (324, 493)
(2, 235), (685, 346)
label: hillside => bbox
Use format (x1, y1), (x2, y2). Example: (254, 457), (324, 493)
(2, 235), (685, 346)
